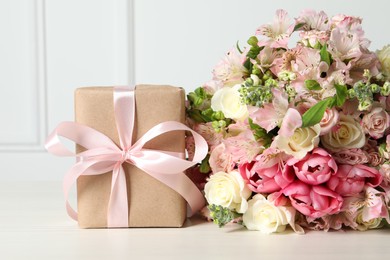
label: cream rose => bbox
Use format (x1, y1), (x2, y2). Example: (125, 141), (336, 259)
(243, 194), (297, 234)
(377, 45), (390, 77)
(204, 171), (251, 213)
(321, 114), (365, 151)
(211, 85), (249, 121)
(273, 124), (321, 160)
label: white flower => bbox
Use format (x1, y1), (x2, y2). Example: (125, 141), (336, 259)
(243, 194), (297, 234)
(211, 85), (249, 121)
(321, 114), (365, 151)
(273, 124), (321, 160)
(355, 209), (383, 231)
(204, 171), (251, 213)
(377, 44), (390, 78)
(212, 48), (247, 86)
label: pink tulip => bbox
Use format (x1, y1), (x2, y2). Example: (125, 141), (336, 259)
(239, 160), (294, 193)
(282, 181), (343, 218)
(327, 164), (383, 196)
(287, 148), (337, 185)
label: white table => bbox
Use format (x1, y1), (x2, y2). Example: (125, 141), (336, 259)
(1, 182), (389, 260)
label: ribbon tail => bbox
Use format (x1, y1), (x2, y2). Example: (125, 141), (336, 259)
(63, 159), (116, 221)
(148, 171), (206, 217)
(107, 164), (129, 227)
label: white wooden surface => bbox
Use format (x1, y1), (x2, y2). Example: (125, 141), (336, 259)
(1, 181), (389, 260)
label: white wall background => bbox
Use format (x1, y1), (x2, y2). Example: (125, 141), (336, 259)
(1, 0), (390, 181)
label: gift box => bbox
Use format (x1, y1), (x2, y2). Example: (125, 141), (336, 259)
(75, 85), (186, 228)
(46, 84), (207, 228)
(74, 85), (188, 228)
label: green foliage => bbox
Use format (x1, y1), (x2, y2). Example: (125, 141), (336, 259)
(248, 118), (273, 147)
(305, 80), (322, 91)
(208, 204), (240, 228)
(301, 98), (331, 128)
(333, 84), (348, 107)
(320, 44), (332, 66)
(199, 154), (211, 173)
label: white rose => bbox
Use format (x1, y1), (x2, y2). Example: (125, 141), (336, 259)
(243, 194), (296, 234)
(377, 44), (390, 77)
(204, 171), (251, 213)
(211, 85), (249, 121)
(273, 124), (321, 160)
(321, 114), (365, 151)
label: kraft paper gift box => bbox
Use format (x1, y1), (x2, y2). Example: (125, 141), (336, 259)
(75, 85), (187, 228)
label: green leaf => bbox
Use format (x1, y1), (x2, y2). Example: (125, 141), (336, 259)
(293, 23), (305, 31)
(301, 98), (331, 127)
(320, 44), (331, 66)
(236, 41), (243, 54)
(334, 84), (348, 107)
(199, 155), (211, 173)
(305, 80), (322, 91)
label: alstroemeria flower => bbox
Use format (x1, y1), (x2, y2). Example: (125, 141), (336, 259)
(343, 187), (390, 230)
(328, 28), (362, 62)
(256, 9), (294, 49)
(296, 9), (330, 31)
(223, 129), (264, 164)
(209, 143), (235, 173)
(249, 88), (289, 132)
(212, 48), (248, 86)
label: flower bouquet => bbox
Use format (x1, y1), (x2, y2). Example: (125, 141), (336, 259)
(186, 9), (390, 234)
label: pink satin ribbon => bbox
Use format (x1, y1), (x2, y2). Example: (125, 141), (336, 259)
(45, 86), (208, 227)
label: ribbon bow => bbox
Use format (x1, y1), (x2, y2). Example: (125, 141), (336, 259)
(45, 86), (208, 227)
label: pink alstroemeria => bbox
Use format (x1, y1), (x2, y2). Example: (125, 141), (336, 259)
(328, 28), (362, 62)
(343, 187), (390, 224)
(249, 88), (289, 132)
(256, 9), (294, 49)
(223, 129), (264, 164)
(296, 9), (330, 31)
(282, 181), (343, 218)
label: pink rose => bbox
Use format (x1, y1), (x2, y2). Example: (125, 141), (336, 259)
(282, 181), (343, 218)
(361, 104), (390, 139)
(320, 108), (339, 135)
(287, 148), (337, 185)
(332, 148), (369, 165)
(239, 160), (294, 193)
(327, 164), (383, 196)
(209, 143), (234, 173)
